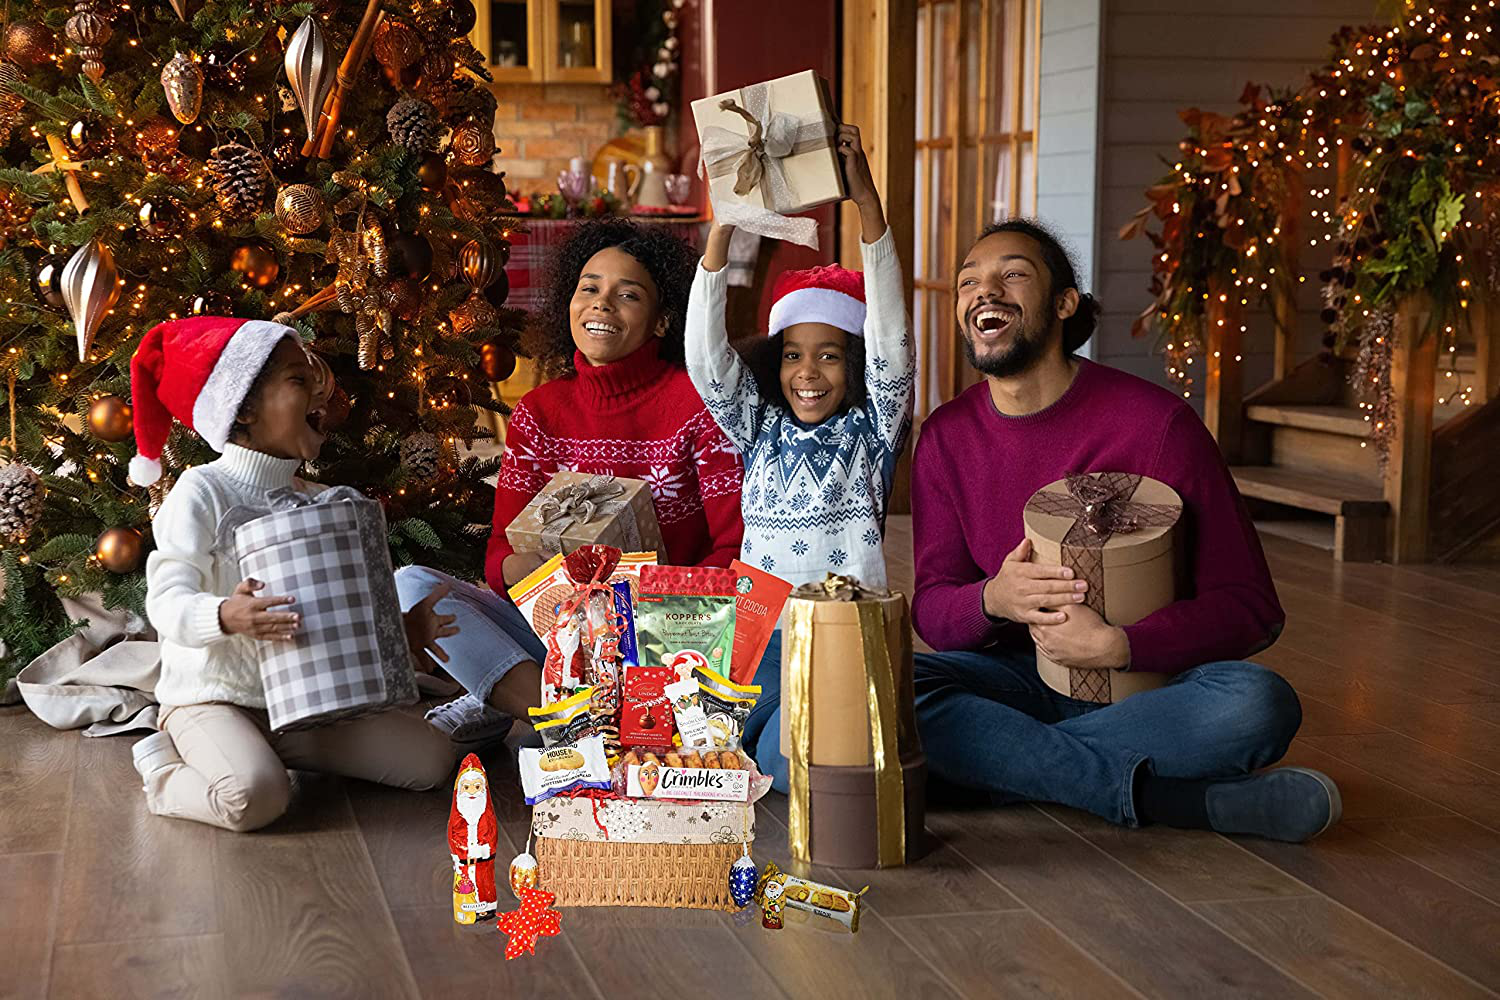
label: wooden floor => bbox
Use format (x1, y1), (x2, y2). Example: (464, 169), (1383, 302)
(6, 519), (1500, 999)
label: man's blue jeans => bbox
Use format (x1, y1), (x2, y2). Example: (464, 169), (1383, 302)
(393, 566), (546, 705)
(742, 637), (1302, 826)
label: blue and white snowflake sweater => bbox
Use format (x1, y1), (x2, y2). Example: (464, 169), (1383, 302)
(685, 228), (914, 589)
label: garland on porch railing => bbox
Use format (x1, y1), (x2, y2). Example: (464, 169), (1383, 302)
(1124, 0), (1500, 461)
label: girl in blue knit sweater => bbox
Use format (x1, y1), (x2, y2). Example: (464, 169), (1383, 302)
(685, 124), (914, 591)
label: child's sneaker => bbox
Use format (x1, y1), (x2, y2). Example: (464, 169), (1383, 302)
(131, 730), (182, 784)
(425, 693), (513, 751)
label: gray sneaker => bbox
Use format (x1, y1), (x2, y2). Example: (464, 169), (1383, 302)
(1205, 767), (1342, 843)
(425, 693), (513, 751)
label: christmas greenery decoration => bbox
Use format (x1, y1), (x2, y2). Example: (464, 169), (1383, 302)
(613, 0), (683, 130)
(0, 0), (527, 681)
(1124, 1), (1499, 453)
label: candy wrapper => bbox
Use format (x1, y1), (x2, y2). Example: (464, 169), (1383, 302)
(695, 666), (761, 751)
(620, 664), (678, 748)
(665, 677), (712, 748)
(613, 580), (639, 668)
(636, 565), (738, 680)
(729, 560), (792, 685)
(519, 734), (611, 804)
(528, 687), (604, 748)
(756, 862), (865, 933)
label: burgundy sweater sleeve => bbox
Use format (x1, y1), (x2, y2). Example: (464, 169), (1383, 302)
(689, 407), (746, 567)
(485, 402), (550, 594)
(910, 424), (1004, 651)
(1123, 407), (1285, 673)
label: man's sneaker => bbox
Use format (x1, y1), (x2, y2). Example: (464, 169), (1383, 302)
(425, 693), (513, 751)
(131, 730), (182, 783)
(1205, 767), (1342, 843)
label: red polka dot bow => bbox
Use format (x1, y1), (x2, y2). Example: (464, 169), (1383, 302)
(496, 886), (562, 960)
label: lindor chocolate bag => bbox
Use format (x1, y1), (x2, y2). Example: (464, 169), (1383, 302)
(634, 565), (737, 680)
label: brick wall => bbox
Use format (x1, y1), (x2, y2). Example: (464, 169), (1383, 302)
(489, 84), (622, 192)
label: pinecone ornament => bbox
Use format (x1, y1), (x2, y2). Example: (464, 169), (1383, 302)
(386, 98), (439, 156)
(207, 143), (270, 215)
(400, 432), (441, 482)
(0, 462), (44, 539)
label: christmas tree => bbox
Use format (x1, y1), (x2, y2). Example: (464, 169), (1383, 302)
(0, 0), (527, 681)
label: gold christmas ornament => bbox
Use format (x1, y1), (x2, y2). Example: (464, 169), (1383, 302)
(95, 526), (145, 574)
(86, 394), (134, 442)
(361, 218), (390, 278)
(449, 119), (496, 168)
(373, 19), (423, 74)
(65, 5), (112, 84)
(478, 337), (517, 382)
(3, 22), (54, 67)
(160, 52), (203, 125)
(285, 16), (336, 139)
(275, 184), (325, 235)
(230, 243), (280, 288)
(449, 290), (498, 335)
(61, 240), (120, 362)
(459, 239), (503, 290)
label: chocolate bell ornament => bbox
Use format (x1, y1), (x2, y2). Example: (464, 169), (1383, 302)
(230, 243), (279, 288)
(477, 337), (516, 382)
(275, 184), (325, 235)
(284, 17), (336, 138)
(87, 394), (133, 442)
(161, 52), (203, 125)
(449, 119), (496, 168)
(729, 850), (758, 909)
(95, 526), (145, 574)
(61, 240), (120, 362)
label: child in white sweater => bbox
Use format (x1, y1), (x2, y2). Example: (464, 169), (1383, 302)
(128, 316), (459, 832)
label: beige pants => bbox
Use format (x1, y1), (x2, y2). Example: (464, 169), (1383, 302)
(146, 702), (457, 832)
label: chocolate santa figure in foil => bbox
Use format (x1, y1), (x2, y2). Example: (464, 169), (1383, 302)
(760, 872), (787, 930)
(448, 754), (499, 922)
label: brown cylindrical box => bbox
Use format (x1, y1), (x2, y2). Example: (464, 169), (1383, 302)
(807, 751), (928, 869)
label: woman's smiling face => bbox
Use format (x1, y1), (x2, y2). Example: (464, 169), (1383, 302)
(569, 247), (664, 366)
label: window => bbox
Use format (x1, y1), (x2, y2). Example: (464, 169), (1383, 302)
(913, 0), (1040, 419)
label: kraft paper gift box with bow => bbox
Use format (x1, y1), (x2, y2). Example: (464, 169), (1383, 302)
(780, 575), (926, 869)
(1022, 472), (1184, 705)
(692, 69), (845, 250)
(216, 486), (419, 732)
(505, 471), (662, 558)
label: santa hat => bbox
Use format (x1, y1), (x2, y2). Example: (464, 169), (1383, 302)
(767, 264), (867, 338)
(127, 315), (297, 486)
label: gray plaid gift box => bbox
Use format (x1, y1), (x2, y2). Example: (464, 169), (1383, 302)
(217, 486), (419, 732)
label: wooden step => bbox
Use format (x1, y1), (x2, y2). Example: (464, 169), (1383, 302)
(1230, 465), (1386, 516)
(1244, 403), (1370, 438)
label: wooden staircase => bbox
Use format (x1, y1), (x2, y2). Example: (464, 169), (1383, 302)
(1205, 297), (1500, 563)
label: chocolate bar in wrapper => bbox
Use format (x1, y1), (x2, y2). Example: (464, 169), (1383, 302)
(756, 862), (865, 932)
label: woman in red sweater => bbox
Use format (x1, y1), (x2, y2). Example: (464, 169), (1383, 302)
(394, 221), (744, 741)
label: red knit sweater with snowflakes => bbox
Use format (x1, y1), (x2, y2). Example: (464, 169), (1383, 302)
(486, 338), (745, 591)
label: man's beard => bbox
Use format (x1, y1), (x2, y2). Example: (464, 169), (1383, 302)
(961, 311), (1048, 379)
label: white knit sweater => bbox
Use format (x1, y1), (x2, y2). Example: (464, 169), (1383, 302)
(146, 443), (319, 710)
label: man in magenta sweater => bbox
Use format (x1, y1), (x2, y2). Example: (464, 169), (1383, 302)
(911, 220), (1340, 842)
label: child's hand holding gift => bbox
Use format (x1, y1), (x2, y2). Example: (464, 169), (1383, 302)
(218, 578), (300, 641)
(836, 123), (887, 241)
(404, 581), (460, 673)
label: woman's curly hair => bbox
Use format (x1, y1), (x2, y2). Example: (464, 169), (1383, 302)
(525, 218), (699, 381)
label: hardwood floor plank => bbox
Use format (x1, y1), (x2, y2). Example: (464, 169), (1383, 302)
(888, 912), (1144, 999)
(1243, 825), (1500, 988)
(1037, 806), (1313, 903)
(568, 908), (792, 1000)
(0, 853), (60, 1000)
(0, 708), (77, 856)
(57, 733), (221, 945)
(1350, 816), (1500, 908)
(1302, 733), (1500, 829)
(349, 781), (455, 910)
(48, 934), (227, 1000)
(929, 807), (1317, 997)
(1194, 896), (1495, 999)
(390, 904), (604, 1000)
(1277, 741), (1453, 822)
(215, 784), (420, 999)
(1294, 695), (1388, 737)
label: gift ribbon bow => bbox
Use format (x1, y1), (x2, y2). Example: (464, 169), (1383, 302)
(533, 475), (640, 555)
(213, 485), (366, 556)
(698, 81), (835, 250)
(785, 574), (912, 868)
(1023, 473), (1181, 704)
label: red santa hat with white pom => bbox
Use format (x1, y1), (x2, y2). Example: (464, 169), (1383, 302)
(127, 315), (298, 486)
(767, 264), (867, 338)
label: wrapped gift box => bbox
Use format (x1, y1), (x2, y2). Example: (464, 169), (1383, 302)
(1022, 472), (1183, 705)
(692, 70), (844, 247)
(505, 471), (662, 558)
(781, 575), (925, 869)
(219, 486), (418, 732)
